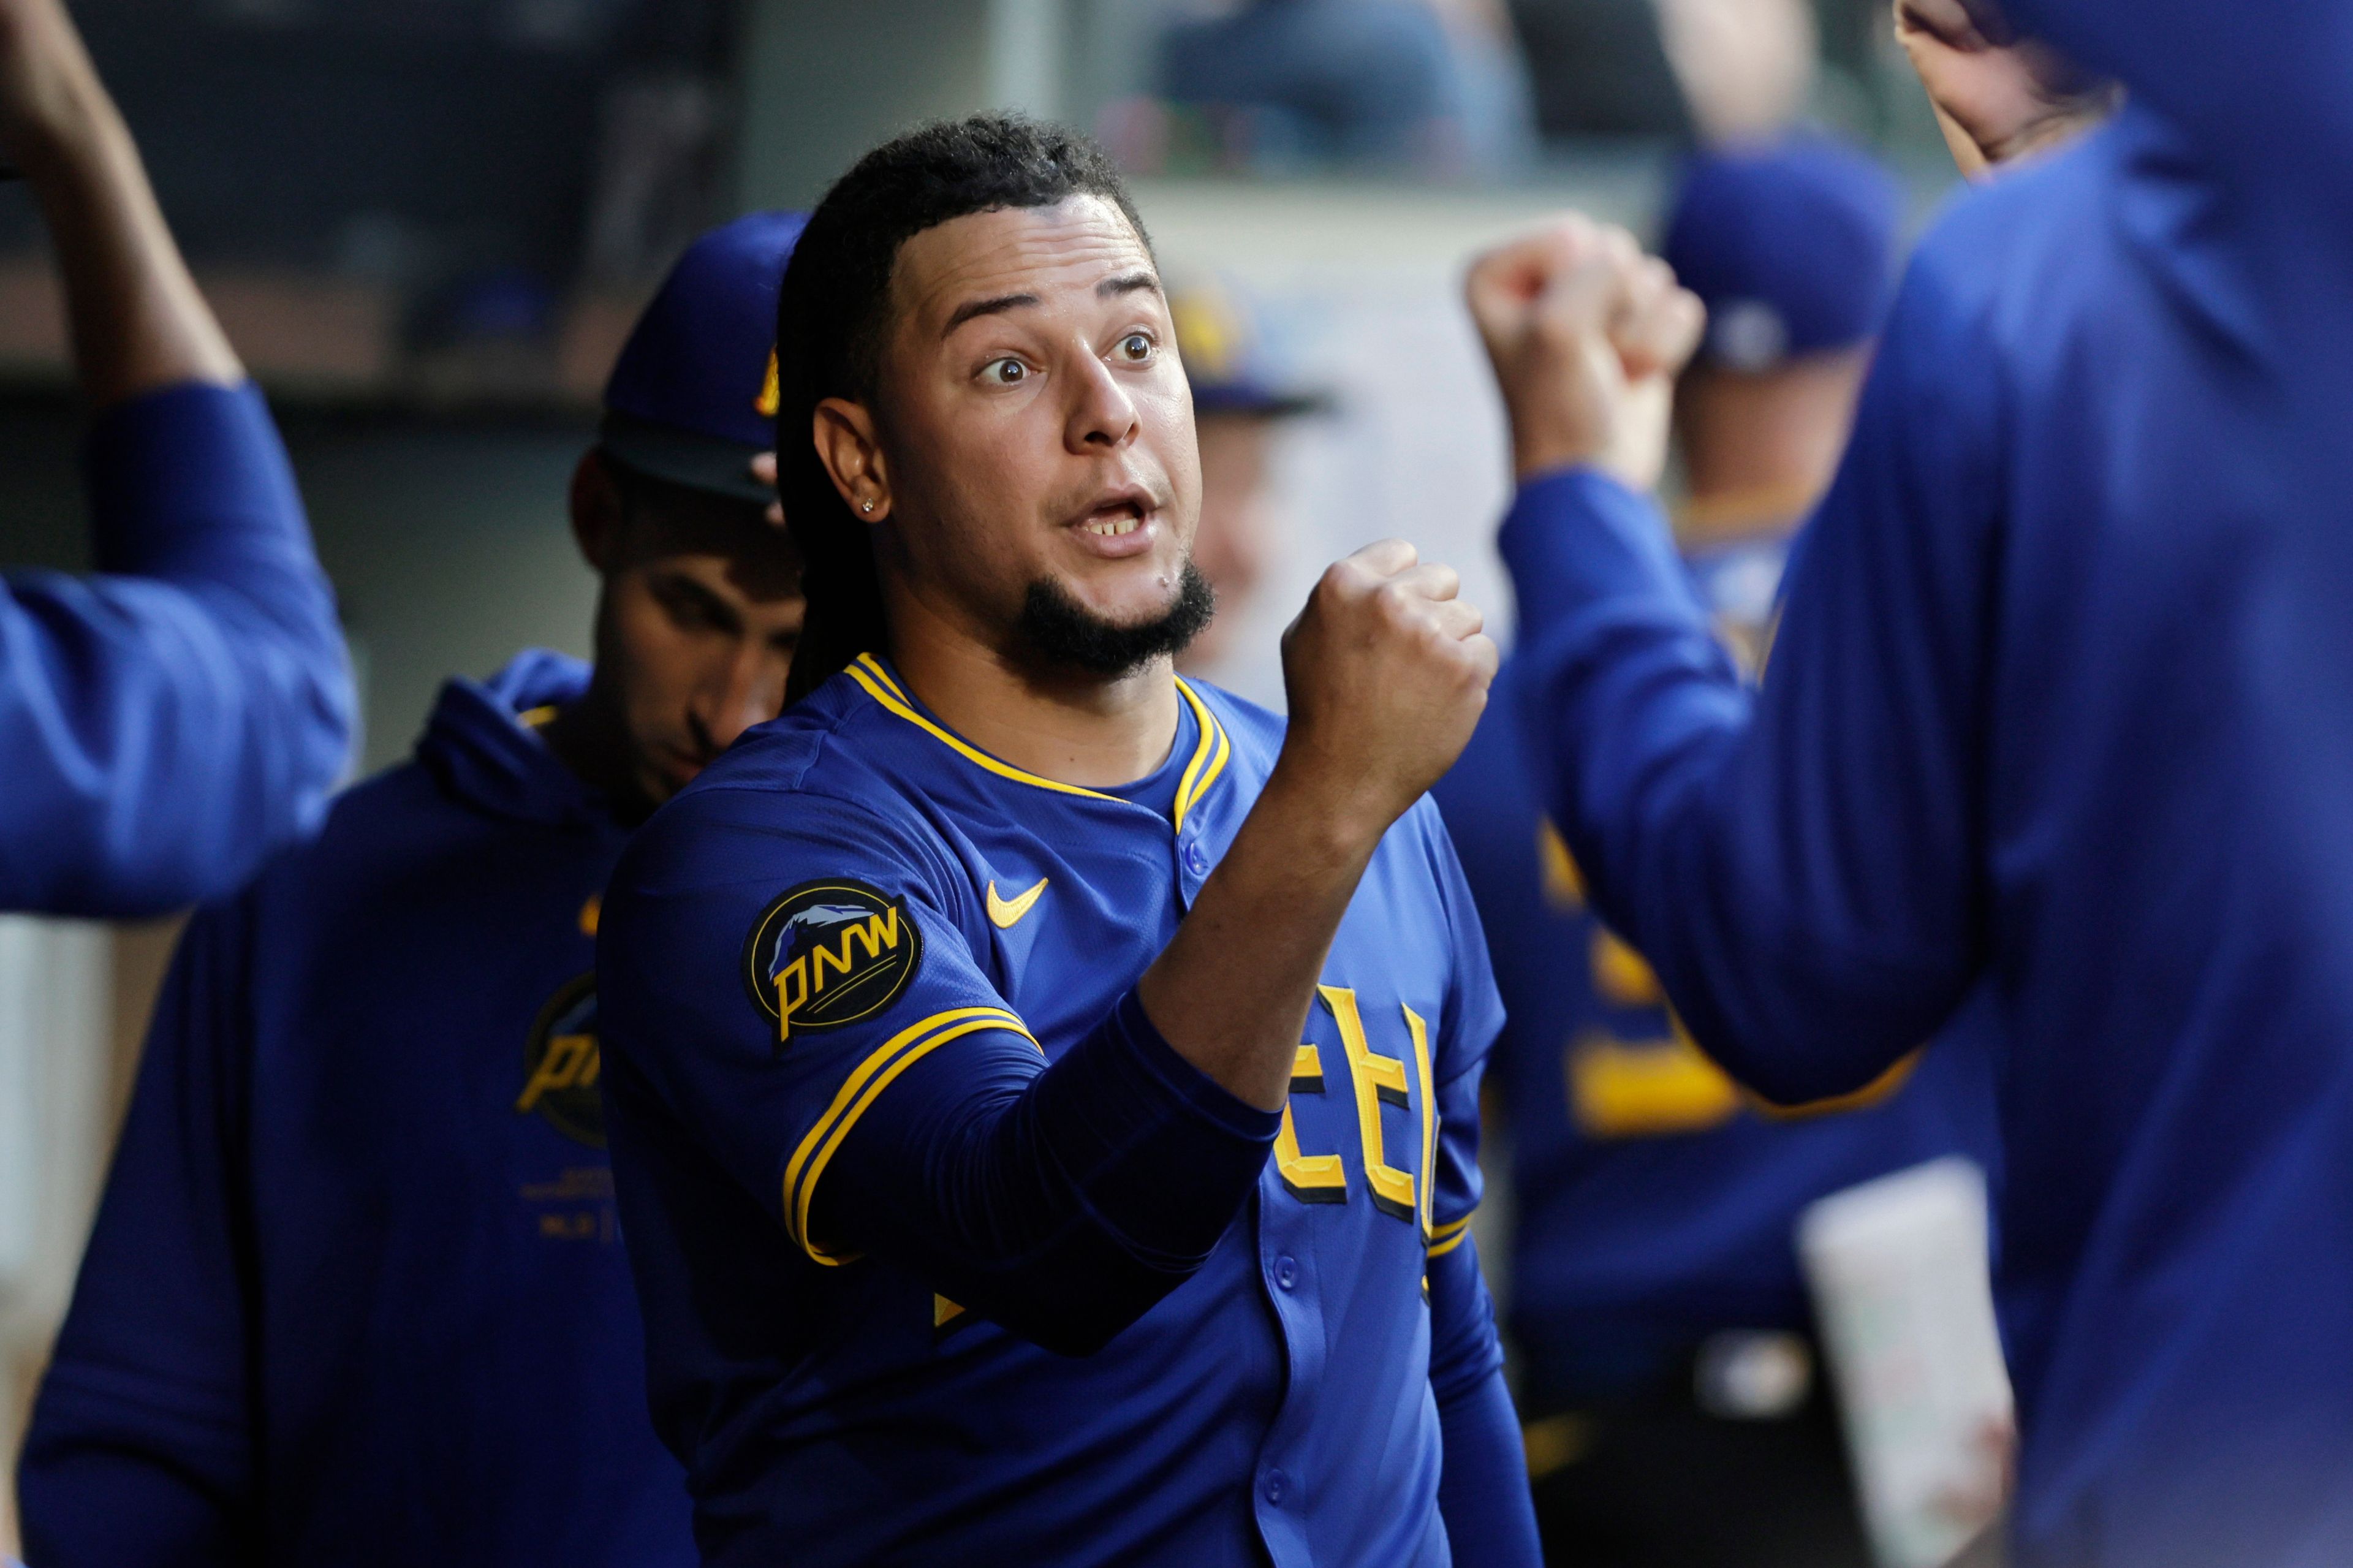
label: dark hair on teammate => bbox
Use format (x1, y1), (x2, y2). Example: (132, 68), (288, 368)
(775, 112), (1154, 705)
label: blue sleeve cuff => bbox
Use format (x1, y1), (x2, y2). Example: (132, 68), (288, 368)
(1497, 465), (1702, 640)
(83, 380), (310, 578)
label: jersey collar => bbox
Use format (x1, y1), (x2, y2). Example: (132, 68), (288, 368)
(842, 652), (1233, 831)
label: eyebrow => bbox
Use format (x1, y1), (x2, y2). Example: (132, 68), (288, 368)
(939, 271), (1163, 338)
(942, 292), (1039, 337)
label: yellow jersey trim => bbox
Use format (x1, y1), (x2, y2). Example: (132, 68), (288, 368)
(844, 654), (1235, 824)
(846, 654), (1122, 803)
(1172, 676), (1233, 830)
(781, 1004), (1040, 1265)
(1428, 1212), (1475, 1257)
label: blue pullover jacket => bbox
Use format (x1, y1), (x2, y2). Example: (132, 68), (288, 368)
(1501, 96), (2353, 1566)
(2, 382), (353, 915)
(18, 651), (692, 1566)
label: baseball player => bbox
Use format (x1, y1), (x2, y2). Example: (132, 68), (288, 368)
(1431, 137), (1999, 1568)
(595, 115), (1536, 1566)
(17, 213), (808, 1567)
(0, 0), (352, 915)
(1464, 0), (2353, 1559)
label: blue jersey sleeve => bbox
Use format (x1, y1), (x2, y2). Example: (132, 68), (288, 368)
(0, 381), (354, 917)
(1499, 244), (1999, 1104)
(597, 786), (1280, 1358)
(1431, 1240), (1541, 1568)
(18, 904), (257, 1564)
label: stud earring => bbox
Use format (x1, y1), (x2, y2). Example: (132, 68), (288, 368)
(862, 500), (875, 513)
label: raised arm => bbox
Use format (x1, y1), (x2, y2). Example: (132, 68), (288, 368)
(603, 542), (1496, 1355)
(0, 0), (353, 914)
(1463, 214), (1998, 1102)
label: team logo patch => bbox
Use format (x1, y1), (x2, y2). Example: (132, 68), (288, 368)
(741, 879), (923, 1045)
(515, 972), (604, 1148)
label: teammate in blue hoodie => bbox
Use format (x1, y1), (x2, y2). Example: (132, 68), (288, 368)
(1463, 0), (2353, 1559)
(1433, 138), (2001, 1568)
(17, 211), (808, 1567)
(0, 0), (352, 915)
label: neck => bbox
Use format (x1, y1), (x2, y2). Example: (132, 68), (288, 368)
(883, 580), (1181, 790)
(539, 675), (656, 824)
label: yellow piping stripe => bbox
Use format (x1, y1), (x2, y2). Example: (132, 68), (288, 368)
(1172, 678), (1218, 825)
(781, 1006), (1039, 1263)
(1171, 678), (1233, 830)
(1428, 1224), (1474, 1258)
(852, 652), (909, 704)
(1430, 1214), (1474, 1242)
(845, 658), (1122, 804)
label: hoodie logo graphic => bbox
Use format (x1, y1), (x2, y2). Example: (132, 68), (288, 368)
(742, 879), (923, 1045)
(517, 972), (604, 1147)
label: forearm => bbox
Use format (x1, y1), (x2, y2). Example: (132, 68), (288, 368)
(1138, 763), (1383, 1111)
(819, 990), (1279, 1355)
(13, 31), (240, 405)
(1436, 1366), (1543, 1567)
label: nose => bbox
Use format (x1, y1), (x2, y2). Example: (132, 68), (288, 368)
(1064, 350), (1140, 454)
(694, 640), (786, 757)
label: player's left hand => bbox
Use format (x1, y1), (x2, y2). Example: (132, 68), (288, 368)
(1464, 214), (1704, 492)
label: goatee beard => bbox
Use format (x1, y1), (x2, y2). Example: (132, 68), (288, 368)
(1015, 562), (1217, 678)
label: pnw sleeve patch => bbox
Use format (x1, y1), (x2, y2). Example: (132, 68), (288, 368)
(741, 879), (924, 1046)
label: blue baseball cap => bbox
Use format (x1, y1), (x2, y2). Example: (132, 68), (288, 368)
(601, 210), (808, 504)
(1170, 278), (1330, 419)
(1662, 137), (1903, 373)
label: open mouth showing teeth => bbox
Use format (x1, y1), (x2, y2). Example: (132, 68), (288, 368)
(1079, 504), (1146, 537)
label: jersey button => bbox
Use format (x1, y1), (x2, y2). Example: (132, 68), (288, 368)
(1182, 841), (1210, 876)
(1263, 1469), (1287, 1506)
(1273, 1255), (1298, 1291)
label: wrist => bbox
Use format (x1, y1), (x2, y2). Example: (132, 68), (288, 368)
(1259, 752), (1397, 864)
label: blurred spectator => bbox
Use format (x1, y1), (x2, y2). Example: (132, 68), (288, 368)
(1166, 276), (1328, 672)
(1507, 0), (1692, 139)
(1159, 0), (1534, 175)
(1654, 0), (1817, 144)
(1431, 137), (1999, 1568)
(1509, 0), (1815, 146)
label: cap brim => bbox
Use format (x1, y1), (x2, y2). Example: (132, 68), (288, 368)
(1192, 384), (1332, 419)
(599, 412), (773, 505)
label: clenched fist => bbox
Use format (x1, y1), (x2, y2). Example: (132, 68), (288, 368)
(1275, 539), (1498, 846)
(1464, 214), (1706, 491)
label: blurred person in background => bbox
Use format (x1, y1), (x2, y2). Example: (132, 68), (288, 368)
(1508, 0), (1813, 147)
(0, 0), (352, 917)
(1160, 0), (1536, 176)
(1434, 136), (2004, 1568)
(16, 213), (807, 1567)
(1464, 0), (2353, 1556)
(1165, 278), (1327, 674)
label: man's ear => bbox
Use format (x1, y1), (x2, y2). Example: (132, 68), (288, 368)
(569, 449), (627, 572)
(811, 398), (893, 524)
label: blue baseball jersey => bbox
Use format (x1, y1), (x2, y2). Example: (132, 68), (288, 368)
(19, 651), (692, 1567)
(596, 654), (1514, 1567)
(1502, 101), (2353, 1567)
(1434, 659), (1999, 1403)
(3, 381), (352, 916)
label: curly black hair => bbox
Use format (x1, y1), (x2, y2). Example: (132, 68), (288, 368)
(775, 113), (1153, 704)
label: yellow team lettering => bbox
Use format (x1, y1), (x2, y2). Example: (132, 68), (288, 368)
(1403, 1006), (1438, 1240)
(1319, 985), (1419, 1222)
(1275, 1044), (1347, 1202)
(776, 907), (903, 1041)
(515, 1032), (599, 1113)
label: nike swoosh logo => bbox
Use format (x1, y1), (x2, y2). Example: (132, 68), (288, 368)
(985, 876), (1049, 930)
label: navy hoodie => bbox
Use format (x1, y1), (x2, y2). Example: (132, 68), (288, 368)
(18, 650), (693, 1566)
(1501, 95), (2353, 1568)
